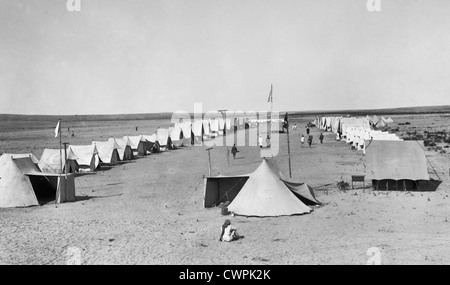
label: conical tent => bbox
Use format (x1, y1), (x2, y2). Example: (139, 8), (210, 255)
(227, 159), (312, 217)
(385, 117), (394, 123)
(0, 154), (75, 208)
(375, 117), (387, 128)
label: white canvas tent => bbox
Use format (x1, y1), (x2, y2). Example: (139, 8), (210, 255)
(110, 137), (133, 161)
(192, 120), (203, 137)
(69, 145), (100, 172)
(181, 122), (192, 139)
(365, 140), (430, 190)
(0, 154), (75, 208)
(126, 135), (150, 156)
(156, 128), (170, 147)
(92, 139), (121, 164)
(38, 148), (79, 174)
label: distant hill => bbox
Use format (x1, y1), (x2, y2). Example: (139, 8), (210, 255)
(1, 105), (450, 121)
(287, 105), (450, 117)
(0, 113), (174, 122)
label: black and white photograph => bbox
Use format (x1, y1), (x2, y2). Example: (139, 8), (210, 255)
(1, 0), (450, 270)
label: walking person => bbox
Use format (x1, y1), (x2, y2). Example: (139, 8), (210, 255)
(308, 134), (313, 148)
(231, 144), (238, 159)
(300, 134), (305, 148)
(306, 127), (310, 136)
(319, 133), (324, 144)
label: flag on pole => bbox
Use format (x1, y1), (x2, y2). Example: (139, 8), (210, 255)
(55, 120), (60, 138)
(267, 84), (273, 102)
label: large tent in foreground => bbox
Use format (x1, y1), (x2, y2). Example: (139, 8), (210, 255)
(204, 159), (319, 217)
(69, 145), (100, 172)
(0, 154), (75, 207)
(365, 140), (431, 190)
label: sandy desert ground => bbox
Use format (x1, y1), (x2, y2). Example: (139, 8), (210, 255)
(1, 113), (450, 265)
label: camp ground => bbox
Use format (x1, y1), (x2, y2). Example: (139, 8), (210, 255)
(0, 154), (75, 207)
(68, 145), (100, 172)
(38, 148), (79, 174)
(92, 139), (121, 165)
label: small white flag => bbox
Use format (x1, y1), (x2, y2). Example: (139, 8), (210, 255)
(55, 120), (60, 138)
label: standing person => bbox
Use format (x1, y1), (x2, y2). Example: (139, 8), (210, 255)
(300, 134), (305, 148)
(292, 124), (297, 131)
(258, 135), (263, 148)
(319, 133), (324, 144)
(306, 127), (310, 136)
(308, 134), (313, 147)
(231, 144), (238, 159)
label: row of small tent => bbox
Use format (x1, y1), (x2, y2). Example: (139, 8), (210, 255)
(314, 115), (394, 133)
(316, 116), (432, 191)
(25, 117), (262, 175)
(314, 116), (401, 153)
(38, 133), (176, 174)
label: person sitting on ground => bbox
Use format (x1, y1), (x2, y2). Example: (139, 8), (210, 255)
(219, 219), (240, 242)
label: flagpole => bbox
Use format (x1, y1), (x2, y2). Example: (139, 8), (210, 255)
(286, 113), (292, 178)
(271, 84), (273, 118)
(59, 119), (62, 175)
(56, 118), (62, 206)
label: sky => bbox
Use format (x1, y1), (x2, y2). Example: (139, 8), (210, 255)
(0, 0), (449, 115)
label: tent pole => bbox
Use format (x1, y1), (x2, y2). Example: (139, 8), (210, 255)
(63, 142), (69, 177)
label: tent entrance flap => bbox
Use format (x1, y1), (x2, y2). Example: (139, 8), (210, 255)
(203, 176), (249, 208)
(28, 175), (58, 204)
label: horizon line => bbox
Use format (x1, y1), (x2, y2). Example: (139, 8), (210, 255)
(1, 104), (449, 117)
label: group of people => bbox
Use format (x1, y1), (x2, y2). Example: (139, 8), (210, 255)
(300, 127), (324, 148)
